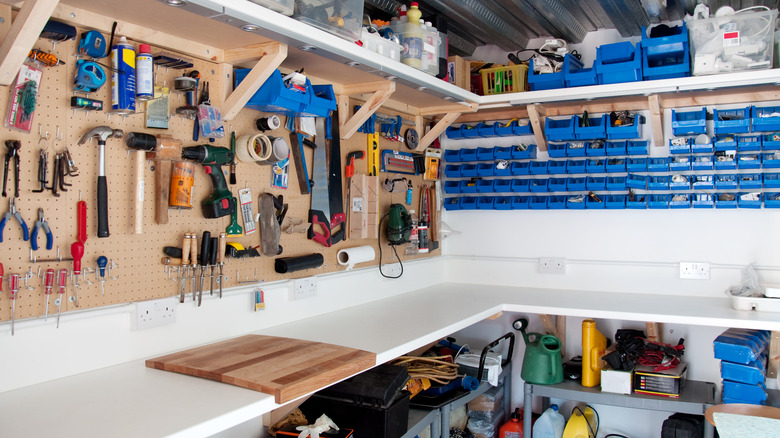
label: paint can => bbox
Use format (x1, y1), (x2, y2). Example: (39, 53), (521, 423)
(111, 36), (136, 114)
(169, 161), (195, 209)
(135, 43), (154, 101)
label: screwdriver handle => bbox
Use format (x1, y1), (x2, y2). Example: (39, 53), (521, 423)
(181, 234), (192, 266)
(77, 201), (87, 243)
(97, 256), (108, 278)
(9, 273), (19, 296)
(189, 233), (198, 267)
(57, 268), (67, 289)
(44, 268), (55, 293)
(199, 231), (211, 266)
(0, 262), (3, 293)
(209, 237), (218, 266)
(218, 233), (226, 264)
(71, 242), (85, 274)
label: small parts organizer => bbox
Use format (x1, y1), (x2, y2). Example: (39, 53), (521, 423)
(443, 106), (780, 210)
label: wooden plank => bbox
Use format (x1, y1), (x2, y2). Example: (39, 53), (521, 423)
(661, 86), (780, 107)
(542, 97), (649, 116)
(340, 81), (396, 140)
(0, 4), (11, 41)
(645, 322), (660, 343)
(0, 0), (59, 86)
(419, 102), (477, 116)
(527, 104), (547, 151)
(648, 94), (663, 148)
(146, 334), (376, 404)
(768, 331), (780, 378)
(455, 107), (529, 123)
(221, 42), (287, 121)
(416, 112), (460, 151)
(556, 315), (566, 358)
(539, 314), (557, 334)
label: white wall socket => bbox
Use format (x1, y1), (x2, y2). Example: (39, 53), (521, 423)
(539, 257), (566, 274)
(382, 263), (403, 278)
(680, 262), (710, 280)
(292, 278), (318, 300)
(131, 297), (176, 330)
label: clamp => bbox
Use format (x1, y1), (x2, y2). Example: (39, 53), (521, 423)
(31, 208), (53, 250)
(0, 198), (29, 242)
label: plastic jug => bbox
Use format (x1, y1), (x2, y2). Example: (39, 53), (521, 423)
(533, 404), (565, 438)
(400, 2), (423, 68)
(581, 319), (606, 387)
(499, 407), (524, 438)
(516, 318), (564, 384)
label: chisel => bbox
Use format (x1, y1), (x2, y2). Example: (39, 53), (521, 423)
(179, 233), (191, 303)
(190, 233), (198, 302)
(198, 231), (210, 306)
(209, 237), (217, 296)
(217, 232), (226, 298)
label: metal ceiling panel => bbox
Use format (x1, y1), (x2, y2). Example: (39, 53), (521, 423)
(421, 0), (530, 50)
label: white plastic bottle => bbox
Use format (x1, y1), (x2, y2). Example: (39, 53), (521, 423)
(401, 2), (423, 69)
(422, 20), (439, 76)
(532, 404), (565, 438)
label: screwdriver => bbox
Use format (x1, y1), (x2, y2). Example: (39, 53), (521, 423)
(218, 232), (226, 298)
(209, 237), (218, 296)
(9, 273), (19, 335)
(56, 268), (67, 328)
(198, 231), (210, 306)
(180, 234), (191, 303)
(190, 233), (198, 302)
(43, 268), (54, 321)
(0, 263), (3, 294)
(77, 200), (87, 243)
(96, 256), (108, 295)
(71, 241), (84, 307)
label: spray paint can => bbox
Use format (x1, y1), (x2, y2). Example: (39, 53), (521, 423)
(169, 161), (195, 209)
(135, 43), (154, 101)
(111, 36), (136, 113)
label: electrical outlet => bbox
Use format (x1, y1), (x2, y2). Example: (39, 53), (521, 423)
(539, 257), (566, 274)
(382, 263), (402, 278)
(131, 297), (176, 330)
(292, 278), (317, 300)
(680, 262), (710, 280)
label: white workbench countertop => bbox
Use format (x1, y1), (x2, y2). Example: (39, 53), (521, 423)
(2, 283), (777, 438)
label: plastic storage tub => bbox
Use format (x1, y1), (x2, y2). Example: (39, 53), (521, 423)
(563, 54), (597, 88)
(294, 0), (364, 41)
(528, 58), (564, 91)
(575, 114), (608, 140)
(641, 23), (690, 81)
(545, 116), (577, 141)
(687, 9), (777, 76)
(671, 108), (707, 135)
(752, 106), (780, 132)
(714, 107), (751, 134)
(360, 29), (402, 62)
(237, 69), (310, 116)
(595, 42), (643, 84)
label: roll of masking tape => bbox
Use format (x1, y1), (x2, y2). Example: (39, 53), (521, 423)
(257, 136), (290, 165)
(235, 133), (272, 163)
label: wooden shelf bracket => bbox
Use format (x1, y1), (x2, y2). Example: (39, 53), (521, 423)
(0, 0), (60, 86)
(648, 94), (664, 147)
(415, 102), (478, 151)
(336, 80), (396, 140)
(221, 41), (287, 121)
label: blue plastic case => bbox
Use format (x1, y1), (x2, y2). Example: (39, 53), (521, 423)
(671, 108), (707, 136)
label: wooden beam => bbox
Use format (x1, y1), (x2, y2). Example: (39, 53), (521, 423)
(661, 86), (780, 107)
(337, 94), (349, 126)
(416, 111), (460, 151)
(415, 115), (424, 144)
(648, 94), (664, 147)
(540, 315), (557, 334)
(556, 315), (566, 358)
(0, 0), (59, 86)
(527, 104), (547, 151)
(645, 322), (660, 343)
(542, 97), (649, 117)
(454, 107), (529, 123)
(339, 81), (395, 140)
(419, 102), (477, 116)
(0, 4), (11, 41)
(221, 42), (287, 121)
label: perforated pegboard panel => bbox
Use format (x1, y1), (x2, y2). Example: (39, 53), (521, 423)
(0, 29), (439, 322)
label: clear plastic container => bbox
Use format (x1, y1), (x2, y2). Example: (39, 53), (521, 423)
(532, 404), (565, 438)
(248, 0), (293, 16)
(293, 0), (364, 41)
(360, 28), (402, 62)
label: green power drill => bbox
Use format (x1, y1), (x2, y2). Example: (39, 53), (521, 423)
(182, 145), (236, 219)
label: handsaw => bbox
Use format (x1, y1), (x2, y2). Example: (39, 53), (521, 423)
(327, 110), (345, 245)
(307, 118), (331, 246)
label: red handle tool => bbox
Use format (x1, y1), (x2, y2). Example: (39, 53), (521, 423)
(71, 242), (84, 275)
(9, 273), (19, 335)
(43, 268), (54, 321)
(345, 150), (365, 178)
(56, 268), (67, 328)
(0, 262), (3, 293)
(77, 200), (87, 244)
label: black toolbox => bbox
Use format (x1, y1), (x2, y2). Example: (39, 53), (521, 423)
(300, 364), (410, 438)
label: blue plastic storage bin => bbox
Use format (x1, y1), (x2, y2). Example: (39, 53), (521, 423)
(445, 125), (465, 139)
(648, 194), (670, 209)
(566, 142), (587, 157)
(494, 164), (512, 177)
(669, 175), (690, 190)
(510, 179), (530, 192)
(460, 163), (478, 177)
(586, 140), (607, 156)
(459, 180), (477, 193)
(461, 125), (481, 139)
(586, 195), (606, 209)
(444, 149), (461, 162)
(691, 139), (714, 154)
(671, 108), (708, 136)
(723, 380), (768, 405)
(566, 194), (587, 209)
(529, 161), (548, 175)
(738, 153), (761, 169)
(606, 141), (627, 156)
(626, 140), (649, 155)
(627, 157), (647, 172)
(237, 68), (310, 116)
(738, 135), (762, 151)
(648, 175), (670, 190)
(595, 42), (643, 84)
(529, 178), (549, 192)
(548, 160), (567, 175)
(669, 138), (691, 154)
(494, 121), (515, 137)
(763, 152), (780, 168)
(548, 196), (566, 209)
(606, 115), (643, 140)
(563, 54), (597, 87)
(301, 84), (337, 117)
(692, 174), (714, 189)
(715, 193), (739, 208)
(575, 114), (608, 140)
(476, 178), (494, 192)
(739, 193), (763, 208)
(669, 155), (691, 171)
(567, 177), (587, 191)
(443, 180), (461, 194)
(606, 176), (627, 190)
(443, 197), (461, 210)
(511, 196), (530, 209)
(764, 173), (780, 187)
(494, 146), (513, 160)
(586, 159), (605, 173)
(670, 194), (691, 208)
(545, 116), (577, 141)
(714, 135), (738, 152)
(510, 161), (530, 176)
(529, 196), (548, 209)
(626, 174), (647, 189)
(627, 194), (647, 209)
(444, 164), (461, 178)
(477, 163), (495, 177)
(641, 23), (690, 81)
(460, 197), (478, 210)
(714, 154), (737, 170)
(605, 195), (627, 209)
(714, 107), (751, 134)
(528, 58), (565, 91)
(752, 106), (780, 132)
(547, 143), (567, 158)
(477, 123), (497, 138)
(477, 196), (495, 209)
(606, 157), (626, 173)
(692, 193), (714, 208)
(765, 193), (780, 207)
(586, 176), (606, 191)
(548, 178), (567, 191)
(566, 159), (586, 174)
(459, 149), (478, 162)
(513, 122), (534, 136)
(511, 144), (537, 160)
(476, 147), (495, 161)
(647, 157), (670, 172)
(716, 174), (738, 189)
(692, 155), (714, 170)
(493, 196), (513, 210)
(493, 179), (512, 192)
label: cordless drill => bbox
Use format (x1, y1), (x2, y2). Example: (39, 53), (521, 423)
(182, 145), (235, 218)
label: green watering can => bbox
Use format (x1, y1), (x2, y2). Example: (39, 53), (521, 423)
(514, 318), (563, 384)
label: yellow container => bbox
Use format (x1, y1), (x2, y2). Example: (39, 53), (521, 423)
(481, 64), (527, 95)
(581, 319), (606, 388)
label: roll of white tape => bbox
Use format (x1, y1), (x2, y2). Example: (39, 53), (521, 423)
(337, 245), (376, 270)
(235, 134), (272, 163)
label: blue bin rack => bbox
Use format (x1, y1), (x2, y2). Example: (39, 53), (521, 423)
(510, 179), (530, 192)
(766, 193), (780, 208)
(763, 152), (780, 168)
(444, 164), (461, 178)
(494, 164), (512, 177)
(459, 180), (477, 193)
(648, 194), (670, 209)
(692, 174), (714, 190)
(494, 147), (513, 161)
(445, 125), (464, 139)
(641, 23), (690, 81)
(648, 175), (670, 190)
(563, 54), (597, 88)
(528, 58), (565, 91)
(547, 143), (567, 158)
(460, 197), (478, 210)
(545, 116), (577, 141)
(606, 141), (627, 156)
(586, 140), (607, 156)
(595, 42), (643, 85)
(669, 138), (691, 154)
(494, 196), (513, 210)
(477, 123), (498, 138)
(529, 196), (548, 209)
(566, 195), (587, 210)
(566, 159), (586, 174)
(752, 106), (780, 132)
(513, 122), (534, 136)
(670, 175), (690, 190)
(738, 153), (762, 169)
(691, 140), (714, 154)
(626, 174), (647, 189)
(529, 178), (549, 192)
(627, 194), (647, 209)
(510, 161), (530, 175)
(459, 149), (478, 162)
(671, 108), (707, 136)
(461, 125), (481, 139)
(670, 194), (691, 209)
(714, 107), (752, 134)
(606, 115), (643, 140)
(548, 196), (567, 209)
(627, 140), (649, 155)
(738, 135), (762, 151)
(443, 197), (461, 210)
(460, 163), (478, 177)
(529, 161), (549, 175)
(548, 160), (567, 175)
(567, 177), (587, 191)
(714, 135), (738, 152)
(493, 179), (512, 192)
(511, 196), (530, 209)
(605, 195), (627, 209)
(692, 193), (714, 208)
(586, 159), (605, 173)
(477, 163), (495, 177)
(476, 147), (495, 161)
(566, 142), (587, 157)
(606, 157), (626, 173)
(606, 176), (627, 190)
(739, 174), (763, 189)
(586, 196), (606, 209)
(548, 178), (567, 191)
(714, 154), (737, 170)
(715, 194), (738, 208)
(511, 144), (537, 160)
(444, 149), (461, 162)
(627, 157), (647, 172)
(670, 156), (691, 171)
(692, 155), (714, 171)
(575, 114), (608, 140)
(764, 173), (780, 187)
(586, 176), (606, 191)
(716, 174), (738, 190)
(443, 180), (460, 194)
(647, 157), (670, 172)
(739, 193), (763, 209)
(477, 196), (495, 209)
(493, 121), (515, 137)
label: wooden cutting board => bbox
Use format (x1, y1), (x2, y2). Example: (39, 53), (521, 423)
(146, 334), (376, 404)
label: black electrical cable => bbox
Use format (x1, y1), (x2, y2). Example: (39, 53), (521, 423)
(604, 434), (630, 438)
(573, 404), (599, 437)
(377, 213), (404, 279)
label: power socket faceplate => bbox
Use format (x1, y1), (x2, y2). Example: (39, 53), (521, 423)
(539, 257), (566, 274)
(292, 278), (318, 300)
(680, 262), (710, 280)
(131, 297), (176, 330)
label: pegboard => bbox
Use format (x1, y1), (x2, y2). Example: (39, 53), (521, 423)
(0, 26), (440, 323)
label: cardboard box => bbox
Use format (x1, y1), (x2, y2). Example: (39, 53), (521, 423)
(633, 363), (687, 398)
(601, 368), (633, 394)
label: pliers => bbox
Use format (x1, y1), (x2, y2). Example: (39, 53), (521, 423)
(2, 140), (20, 197)
(0, 198), (29, 242)
(31, 208), (53, 250)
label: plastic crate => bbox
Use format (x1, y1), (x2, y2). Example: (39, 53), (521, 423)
(548, 160), (567, 175)
(567, 177), (587, 191)
(752, 106), (780, 132)
(595, 42), (643, 84)
(443, 197), (461, 210)
(714, 107), (751, 135)
(626, 140), (649, 155)
(606, 141), (627, 156)
(510, 161), (530, 176)
(692, 193), (714, 208)
(294, 0), (363, 41)
(528, 58), (564, 91)
(545, 116), (577, 141)
(563, 54), (597, 87)
(671, 108), (707, 136)
(566, 142), (587, 157)
(360, 28), (402, 62)
(511, 196), (530, 209)
(606, 157), (626, 173)
(566, 159), (586, 174)
(548, 196), (566, 209)
(476, 163), (495, 177)
(605, 195), (627, 209)
(575, 114), (608, 140)
(586, 176), (606, 191)
(494, 196), (513, 210)
(738, 134), (762, 151)
(481, 64), (528, 95)
(606, 176), (627, 190)
(511, 144), (537, 160)
(669, 155), (691, 171)
(547, 142), (567, 158)
(510, 179), (530, 192)
(670, 194), (691, 208)
(648, 194), (670, 209)
(739, 173), (762, 189)
(641, 23), (690, 81)
(237, 68), (310, 116)
(692, 174), (714, 189)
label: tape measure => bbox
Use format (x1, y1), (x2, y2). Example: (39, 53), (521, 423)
(74, 60), (106, 92)
(78, 30), (107, 58)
